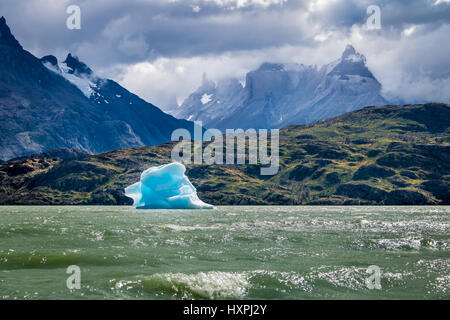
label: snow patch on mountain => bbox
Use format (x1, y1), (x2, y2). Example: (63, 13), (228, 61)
(43, 58), (98, 98)
(346, 54), (364, 63)
(201, 93), (213, 104)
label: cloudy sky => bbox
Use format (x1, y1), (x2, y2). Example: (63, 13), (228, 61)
(1, 0), (450, 109)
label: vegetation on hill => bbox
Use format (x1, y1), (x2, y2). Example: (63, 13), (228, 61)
(0, 103), (449, 205)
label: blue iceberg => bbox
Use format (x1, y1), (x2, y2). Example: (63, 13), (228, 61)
(124, 162), (214, 209)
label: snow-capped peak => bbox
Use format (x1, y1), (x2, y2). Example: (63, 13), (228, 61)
(324, 44), (373, 79)
(41, 54), (98, 98)
(342, 44), (357, 56)
(341, 44), (366, 63)
(265, 62), (312, 72)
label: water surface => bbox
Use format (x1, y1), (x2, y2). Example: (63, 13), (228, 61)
(0, 206), (449, 299)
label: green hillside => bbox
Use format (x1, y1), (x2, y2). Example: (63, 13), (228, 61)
(0, 103), (449, 205)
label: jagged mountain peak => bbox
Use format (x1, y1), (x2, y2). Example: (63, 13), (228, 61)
(63, 53), (93, 76)
(341, 44), (366, 64)
(41, 53), (98, 98)
(342, 44), (356, 57)
(0, 16), (22, 50)
(327, 44), (373, 78)
(40, 55), (58, 67)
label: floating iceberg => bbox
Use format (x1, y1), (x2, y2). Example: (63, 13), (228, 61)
(124, 162), (214, 209)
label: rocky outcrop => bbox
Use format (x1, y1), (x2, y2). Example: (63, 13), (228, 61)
(11, 148), (93, 161)
(384, 189), (436, 205)
(353, 165), (395, 180)
(420, 180), (450, 204)
(336, 184), (388, 202)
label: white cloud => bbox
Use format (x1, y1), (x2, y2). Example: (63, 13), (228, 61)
(345, 23), (450, 104)
(434, 0), (450, 5)
(106, 53), (263, 108)
(402, 25), (417, 37)
(314, 32), (333, 42)
(308, 0), (338, 12)
(204, 0), (287, 9)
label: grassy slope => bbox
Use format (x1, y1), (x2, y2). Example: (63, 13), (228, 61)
(0, 103), (449, 205)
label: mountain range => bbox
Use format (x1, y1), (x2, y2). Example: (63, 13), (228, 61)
(0, 16), (193, 161)
(173, 45), (388, 130)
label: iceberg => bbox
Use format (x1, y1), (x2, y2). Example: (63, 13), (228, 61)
(124, 162), (214, 209)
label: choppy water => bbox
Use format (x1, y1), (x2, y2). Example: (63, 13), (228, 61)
(0, 206), (449, 300)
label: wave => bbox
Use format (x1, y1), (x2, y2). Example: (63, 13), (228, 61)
(354, 237), (449, 251)
(0, 250), (113, 269)
(113, 271), (250, 299)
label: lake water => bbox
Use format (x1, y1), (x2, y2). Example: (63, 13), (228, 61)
(0, 206), (449, 300)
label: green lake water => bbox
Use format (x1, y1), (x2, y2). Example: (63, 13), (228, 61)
(0, 206), (449, 300)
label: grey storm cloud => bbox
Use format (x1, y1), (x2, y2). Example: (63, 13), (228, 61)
(0, 0), (449, 107)
(2, 0), (447, 64)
